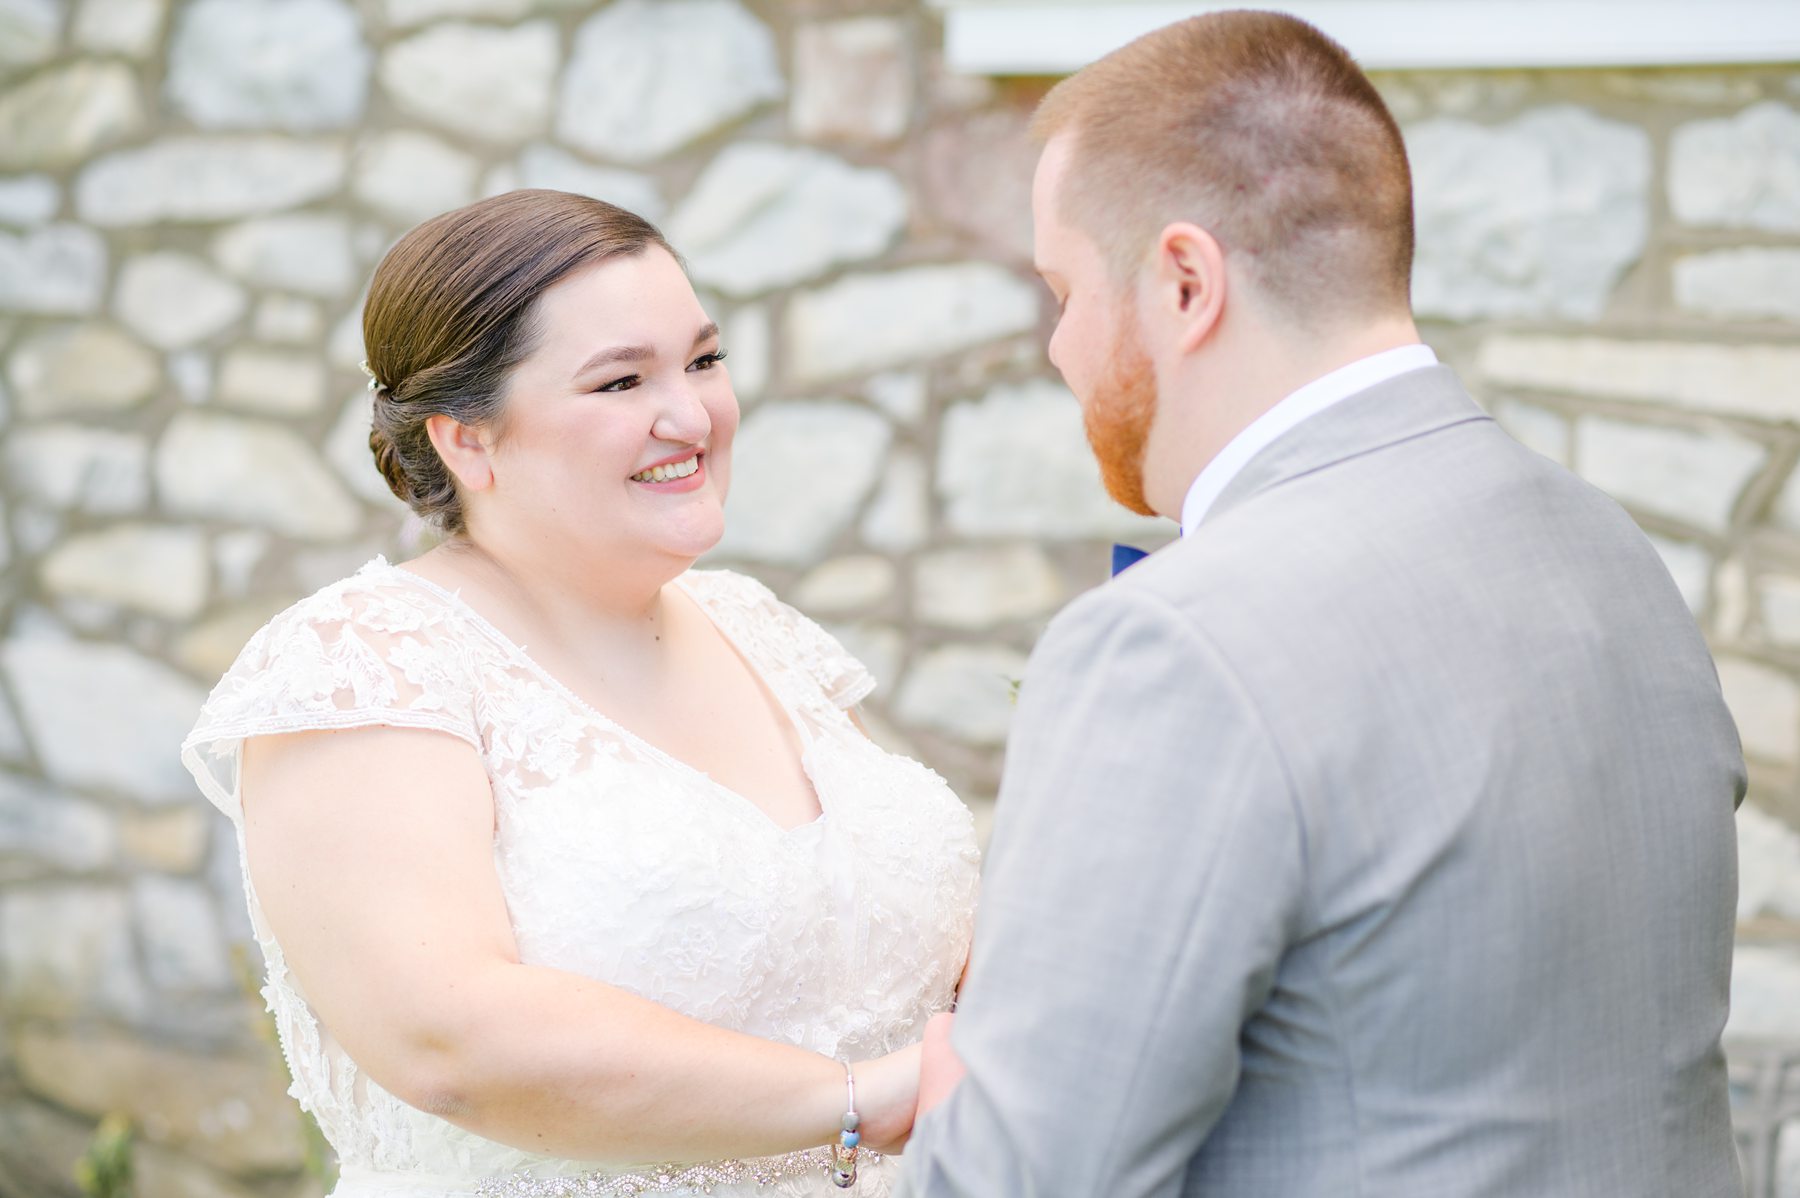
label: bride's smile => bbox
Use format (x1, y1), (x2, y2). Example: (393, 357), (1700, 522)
(630, 450), (706, 488)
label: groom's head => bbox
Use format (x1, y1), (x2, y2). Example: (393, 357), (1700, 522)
(1030, 11), (1416, 517)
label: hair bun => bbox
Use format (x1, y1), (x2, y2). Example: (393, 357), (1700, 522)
(367, 412), (413, 507)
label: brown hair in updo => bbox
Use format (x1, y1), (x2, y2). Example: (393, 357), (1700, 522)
(362, 189), (674, 534)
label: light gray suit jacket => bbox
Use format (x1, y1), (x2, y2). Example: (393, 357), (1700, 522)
(901, 367), (1745, 1197)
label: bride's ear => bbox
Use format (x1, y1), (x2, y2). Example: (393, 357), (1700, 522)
(426, 414), (496, 494)
(1153, 222), (1227, 354)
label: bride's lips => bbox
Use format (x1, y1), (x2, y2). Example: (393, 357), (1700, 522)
(630, 450), (706, 493)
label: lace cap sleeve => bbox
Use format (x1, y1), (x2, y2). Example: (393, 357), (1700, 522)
(687, 569), (877, 710)
(180, 566), (482, 823)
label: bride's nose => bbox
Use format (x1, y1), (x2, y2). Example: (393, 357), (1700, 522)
(649, 380), (712, 446)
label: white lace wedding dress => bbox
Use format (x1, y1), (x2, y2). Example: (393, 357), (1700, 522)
(182, 558), (982, 1198)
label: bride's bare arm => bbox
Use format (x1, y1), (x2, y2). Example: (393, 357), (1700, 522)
(240, 724), (918, 1163)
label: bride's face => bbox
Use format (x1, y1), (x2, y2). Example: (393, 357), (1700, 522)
(477, 247), (737, 568)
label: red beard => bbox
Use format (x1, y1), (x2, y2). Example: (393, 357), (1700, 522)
(1081, 313), (1159, 517)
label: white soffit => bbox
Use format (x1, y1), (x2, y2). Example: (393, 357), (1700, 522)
(930, 1), (1800, 74)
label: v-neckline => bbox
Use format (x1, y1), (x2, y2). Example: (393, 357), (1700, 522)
(372, 558), (829, 837)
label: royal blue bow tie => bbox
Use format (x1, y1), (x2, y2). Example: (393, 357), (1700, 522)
(1112, 544), (1150, 576)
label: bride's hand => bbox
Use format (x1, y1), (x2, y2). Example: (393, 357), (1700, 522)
(850, 1042), (923, 1154)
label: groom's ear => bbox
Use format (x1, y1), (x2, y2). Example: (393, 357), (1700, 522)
(1153, 222), (1227, 354)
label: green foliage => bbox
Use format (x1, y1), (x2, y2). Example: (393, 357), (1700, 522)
(66, 948), (341, 1198)
(73, 1113), (132, 1198)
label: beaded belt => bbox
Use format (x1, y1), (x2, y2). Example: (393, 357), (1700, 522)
(469, 1147), (885, 1197)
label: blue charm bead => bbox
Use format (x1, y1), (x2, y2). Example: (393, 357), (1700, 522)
(841, 1131), (860, 1148)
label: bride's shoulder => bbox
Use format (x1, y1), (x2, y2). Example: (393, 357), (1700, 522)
(678, 566), (808, 636)
(679, 567), (876, 709)
(274, 555), (456, 626)
(678, 565), (801, 632)
(678, 565), (776, 605)
(185, 557), (486, 821)
(220, 556), (471, 680)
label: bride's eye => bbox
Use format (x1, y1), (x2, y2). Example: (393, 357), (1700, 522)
(688, 349), (729, 372)
(596, 374), (640, 393)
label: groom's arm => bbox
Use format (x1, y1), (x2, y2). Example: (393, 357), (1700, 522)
(902, 585), (1306, 1198)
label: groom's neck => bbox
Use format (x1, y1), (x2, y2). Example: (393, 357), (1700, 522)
(1240, 308), (1424, 413)
(1147, 311), (1424, 515)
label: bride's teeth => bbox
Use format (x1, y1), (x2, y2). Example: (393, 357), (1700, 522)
(634, 455), (699, 483)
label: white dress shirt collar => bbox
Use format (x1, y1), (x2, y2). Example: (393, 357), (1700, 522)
(1178, 343), (1439, 536)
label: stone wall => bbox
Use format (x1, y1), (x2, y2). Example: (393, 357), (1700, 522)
(0, 0), (1796, 1192)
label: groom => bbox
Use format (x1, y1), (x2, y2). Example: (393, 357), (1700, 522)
(900, 11), (1746, 1197)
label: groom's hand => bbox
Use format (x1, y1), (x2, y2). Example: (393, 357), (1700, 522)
(917, 1012), (966, 1118)
(856, 1041), (924, 1154)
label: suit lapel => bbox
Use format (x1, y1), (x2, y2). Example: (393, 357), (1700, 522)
(1202, 366), (1492, 529)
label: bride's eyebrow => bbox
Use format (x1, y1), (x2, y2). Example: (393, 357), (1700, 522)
(570, 323), (721, 383)
(574, 343), (653, 380)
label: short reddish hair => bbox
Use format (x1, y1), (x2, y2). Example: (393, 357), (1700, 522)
(1032, 10), (1414, 323)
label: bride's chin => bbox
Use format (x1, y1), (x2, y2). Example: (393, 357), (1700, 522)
(652, 518), (726, 562)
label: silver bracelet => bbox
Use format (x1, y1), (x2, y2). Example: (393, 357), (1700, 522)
(830, 1061), (861, 1188)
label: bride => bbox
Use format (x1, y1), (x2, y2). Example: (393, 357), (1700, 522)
(181, 189), (981, 1197)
